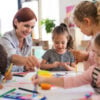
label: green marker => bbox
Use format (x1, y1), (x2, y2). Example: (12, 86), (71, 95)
(0, 88), (16, 97)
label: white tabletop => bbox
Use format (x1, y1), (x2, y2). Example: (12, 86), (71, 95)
(0, 71), (94, 100)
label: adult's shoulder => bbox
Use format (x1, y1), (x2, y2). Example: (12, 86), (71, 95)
(2, 30), (15, 40)
(0, 30), (17, 47)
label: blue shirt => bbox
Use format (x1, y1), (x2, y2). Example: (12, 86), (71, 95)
(42, 49), (75, 71)
(0, 30), (32, 72)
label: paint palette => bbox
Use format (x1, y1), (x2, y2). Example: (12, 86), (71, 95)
(2, 91), (47, 100)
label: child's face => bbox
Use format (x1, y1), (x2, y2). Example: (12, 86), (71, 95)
(74, 18), (93, 36)
(92, 42), (100, 65)
(53, 34), (68, 53)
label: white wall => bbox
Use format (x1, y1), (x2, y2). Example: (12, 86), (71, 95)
(59, 0), (92, 49)
(40, 0), (60, 46)
(59, 0), (92, 22)
(59, 0), (83, 23)
(0, 0), (18, 35)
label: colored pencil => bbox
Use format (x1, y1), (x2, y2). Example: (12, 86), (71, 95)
(0, 88), (16, 97)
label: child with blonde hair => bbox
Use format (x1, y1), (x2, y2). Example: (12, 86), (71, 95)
(71, 1), (100, 70)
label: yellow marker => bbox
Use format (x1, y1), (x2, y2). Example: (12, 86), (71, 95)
(75, 64), (78, 73)
(2, 63), (13, 83)
(38, 69), (53, 77)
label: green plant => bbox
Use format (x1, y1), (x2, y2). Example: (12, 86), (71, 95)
(40, 18), (55, 33)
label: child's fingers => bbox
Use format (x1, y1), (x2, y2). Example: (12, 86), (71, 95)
(0, 84), (3, 89)
(5, 73), (12, 80)
(31, 75), (39, 84)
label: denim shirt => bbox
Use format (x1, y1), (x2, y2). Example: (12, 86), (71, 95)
(0, 30), (32, 72)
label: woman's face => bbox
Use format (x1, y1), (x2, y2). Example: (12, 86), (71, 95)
(74, 18), (93, 36)
(15, 19), (36, 39)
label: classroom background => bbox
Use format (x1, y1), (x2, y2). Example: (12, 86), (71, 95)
(0, 0), (96, 71)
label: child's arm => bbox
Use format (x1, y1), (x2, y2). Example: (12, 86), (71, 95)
(32, 75), (64, 88)
(40, 59), (60, 69)
(32, 65), (94, 89)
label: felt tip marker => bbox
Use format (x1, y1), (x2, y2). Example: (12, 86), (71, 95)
(0, 88), (16, 97)
(18, 87), (39, 94)
(13, 74), (24, 77)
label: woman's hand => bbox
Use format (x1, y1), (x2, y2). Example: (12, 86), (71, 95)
(11, 54), (40, 70)
(24, 56), (40, 71)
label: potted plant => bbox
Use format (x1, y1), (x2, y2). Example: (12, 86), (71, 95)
(40, 18), (56, 33)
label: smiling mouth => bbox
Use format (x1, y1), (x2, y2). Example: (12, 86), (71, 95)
(23, 32), (29, 36)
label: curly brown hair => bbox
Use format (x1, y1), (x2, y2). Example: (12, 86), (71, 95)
(0, 44), (8, 75)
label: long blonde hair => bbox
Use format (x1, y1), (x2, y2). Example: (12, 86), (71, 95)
(74, 1), (100, 24)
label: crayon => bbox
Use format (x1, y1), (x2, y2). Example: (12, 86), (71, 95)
(0, 88), (16, 97)
(13, 74), (24, 77)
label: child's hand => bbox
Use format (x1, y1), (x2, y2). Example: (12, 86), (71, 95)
(5, 72), (12, 80)
(52, 61), (60, 68)
(32, 75), (44, 85)
(60, 62), (70, 69)
(32, 75), (39, 85)
(0, 84), (3, 89)
(71, 50), (88, 63)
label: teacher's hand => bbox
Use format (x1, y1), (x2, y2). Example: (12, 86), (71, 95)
(24, 56), (40, 71)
